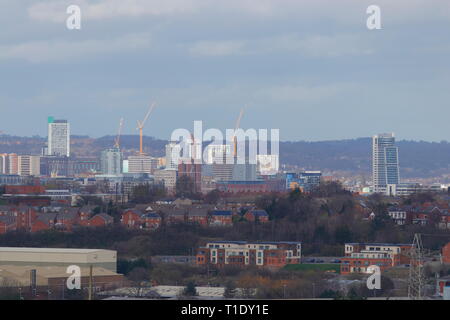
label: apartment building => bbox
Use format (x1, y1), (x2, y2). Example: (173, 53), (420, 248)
(18, 155), (41, 176)
(196, 241), (302, 268)
(341, 243), (412, 274)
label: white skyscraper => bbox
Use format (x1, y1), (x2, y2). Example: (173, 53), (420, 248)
(257, 154), (279, 176)
(372, 133), (400, 195)
(47, 117), (70, 157)
(165, 141), (182, 170)
(205, 144), (232, 164)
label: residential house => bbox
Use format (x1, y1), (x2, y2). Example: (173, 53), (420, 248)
(210, 210), (233, 226)
(0, 216), (16, 234)
(244, 209), (269, 223)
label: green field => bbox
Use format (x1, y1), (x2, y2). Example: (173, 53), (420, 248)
(283, 263), (340, 273)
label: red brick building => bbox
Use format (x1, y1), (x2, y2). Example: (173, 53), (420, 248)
(442, 242), (450, 264)
(341, 243), (412, 274)
(216, 181), (271, 194)
(14, 207), (38, 231)
(178, 160), (202, 194)
(244, 209), (269, 223)
(0, 216), (16, 234)
(121, 209), (161, 230)
(209, 210), (233, 226)
(186, 207), (210, 226)
(196, 241), (302, 268)
(4, 185), (45, 195)
(88, 213), (114, 227)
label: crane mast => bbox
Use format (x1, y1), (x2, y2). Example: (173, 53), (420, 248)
(136, 102), (156, 155)
(114, 118), (124, 149)
(233, 107), (245, 157)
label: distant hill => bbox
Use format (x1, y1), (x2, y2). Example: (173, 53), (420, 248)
(0, 135), (449, 178)
(281, 138), (450, 178)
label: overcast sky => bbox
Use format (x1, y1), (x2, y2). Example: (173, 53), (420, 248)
(1, 0), (449, 142)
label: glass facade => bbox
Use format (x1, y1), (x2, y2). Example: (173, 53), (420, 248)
(372, 133), (400, 194)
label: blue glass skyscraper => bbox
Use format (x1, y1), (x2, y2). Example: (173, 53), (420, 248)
(372, 133), (400, 195)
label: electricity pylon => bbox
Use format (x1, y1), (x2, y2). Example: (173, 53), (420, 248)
(408, 233), (425, 300)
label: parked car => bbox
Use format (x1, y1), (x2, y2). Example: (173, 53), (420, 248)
(331, 259), (341, 263)
(316, 259), (324, 263)
(306, 258), (315, 263)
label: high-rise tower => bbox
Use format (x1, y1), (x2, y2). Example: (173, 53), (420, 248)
(372, 133), (400, 195)
(47, 117), (70, 157)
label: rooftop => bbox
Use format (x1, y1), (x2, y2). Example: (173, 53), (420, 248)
(0, 247), (111, 254)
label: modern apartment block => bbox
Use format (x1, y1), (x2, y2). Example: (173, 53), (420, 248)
(286, 171), (322, 192)
(340, 243), (412, 274)
(100, 147), (123, 176)
(372, 133), (400, 195)
(0, 153), (18, 174)
(18, 155), (40, 176)
(165, 141), (182, 170)
(47, 117), (70, 157)
(257, 154), (279, 176)
(205, 144), (233, 164)
(196, 241), (302, 268)
(127, 155), (158, 174)
(154, 169), (178, 192)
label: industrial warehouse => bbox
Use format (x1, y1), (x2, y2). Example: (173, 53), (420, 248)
(0, 247), (124, 299)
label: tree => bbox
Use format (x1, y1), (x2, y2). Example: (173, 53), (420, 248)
(403, 192), (435, 205)
(176, 175), (196, 199)
(127, 267), (151, 297)
(311, 181), (351, 198)
(334, 225), (353, 244)
(131, 183), (166, 204)
(346, 287), (365, 300)
(182, 281), (198, 297)
(224, 281), (236, 299)
(319, 289), (341, 299)
(0, 278), (20, 300)
(205, 189), (221, 205)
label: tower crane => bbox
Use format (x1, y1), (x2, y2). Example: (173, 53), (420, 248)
(136, 102), (156, 155)
(114, 118), (124, 149)
(233, 106), (245, 157)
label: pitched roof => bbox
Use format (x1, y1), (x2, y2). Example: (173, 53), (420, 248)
(186, 207), (209, 217)
(123, 209), (144, 216)
(211, 210), (233, 216)
(249, 209), (268, 216)
(91, 213), (114, 223)
(35, 212), (58, 225)
(141, 212), (161, 219)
